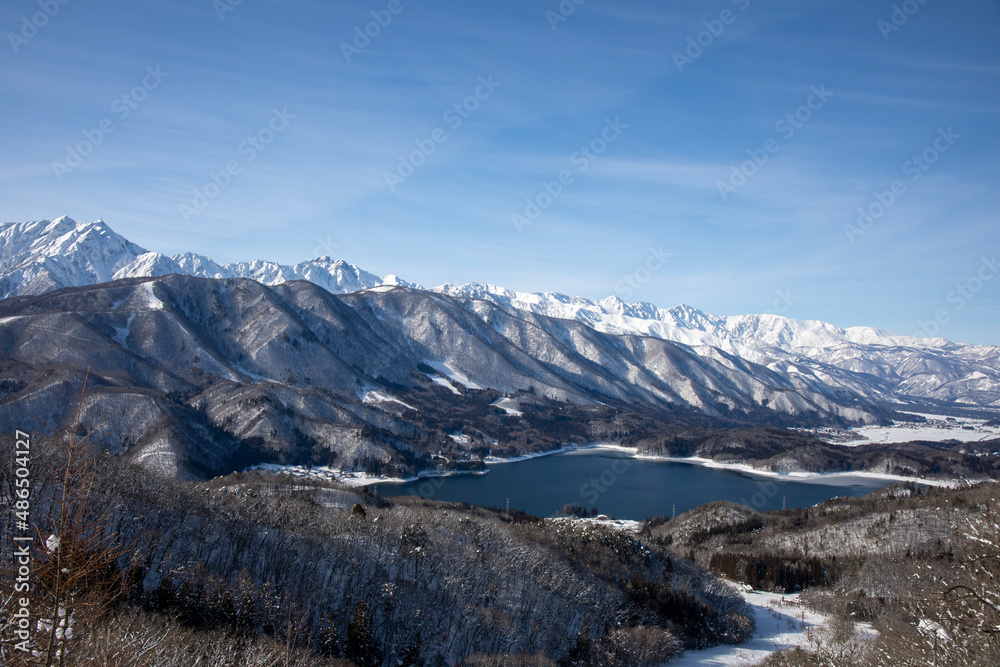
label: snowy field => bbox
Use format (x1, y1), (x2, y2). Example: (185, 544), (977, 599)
(560, 518), (867, 666)
(551, 515), (644, 533)
(673, 587), (874, 666)
(802, 412), (1000, 446)
(559, 518), (870, 666)
(249, 463), (418, 487)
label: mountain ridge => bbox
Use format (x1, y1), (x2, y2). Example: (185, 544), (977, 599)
(3, 216), (998, 409)
(0, 272), (891, 479)
(0, 216), (420, 302)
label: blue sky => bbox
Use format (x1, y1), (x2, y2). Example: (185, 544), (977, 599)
(2, 0), (999, 344)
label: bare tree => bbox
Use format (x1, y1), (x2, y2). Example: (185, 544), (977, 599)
(31, 373), (130, 666)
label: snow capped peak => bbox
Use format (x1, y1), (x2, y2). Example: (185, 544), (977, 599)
(596, 295), (663, 320)
(0, 217), (421, 300)
(299, 256), (350, 272)
(597, 294), (626, 309)
(171, 252), (230, 278)
(665, 303), (715, 325)
(1, 216), (998, 408)
(380, 274), (421, 288)
(436, 282), (517, 301)
(114, 252), (180, 280)
(1, 217), (148, 296)
(44, 215), (81, 235)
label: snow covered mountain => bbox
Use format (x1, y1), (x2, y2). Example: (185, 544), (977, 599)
(433, 285), (1000, 408)
(435, 282), (939, 354)
(0, 216), (418, 300)
(3, 217), (998, 409)
(0, 273), (888, 478)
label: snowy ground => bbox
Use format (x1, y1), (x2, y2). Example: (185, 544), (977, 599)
(801, 412), (1000, 446)
(549, 515), (644, 533)
(362, 388), (416, 411)
(672, 587), (873, 666)
(247, 462), (493, 487)
(424, 359), (482, 390)
(547, 514), (879, 666)
(491, 396), (524, 416)
(483, 442), (590, 464)
(248, 463), (418, 487)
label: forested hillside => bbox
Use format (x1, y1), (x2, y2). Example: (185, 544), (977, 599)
(645, 481), (1000, 665)
(0, 430), (753, 666)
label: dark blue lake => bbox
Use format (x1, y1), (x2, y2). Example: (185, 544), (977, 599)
(373, 448), (893, 520)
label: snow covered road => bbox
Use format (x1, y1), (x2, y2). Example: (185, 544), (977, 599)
(672, 588), (830, 666)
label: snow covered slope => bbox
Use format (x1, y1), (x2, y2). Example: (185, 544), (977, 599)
(3, 217), (998, 409)
(434, 283), (1000, 408)
(0, 274), (889, 478)
(0, 216), (148, 297)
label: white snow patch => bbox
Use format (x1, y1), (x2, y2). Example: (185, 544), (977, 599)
(427, 374), (461, 394)
(549, 516), (643, 533)
(917, 618), (952, 643)
(484, 442), (594, 464)
(142, 281), (164, 310)
(250, 463), (415, 487)
(111, 313), (135, 346)
(674, 586), (874, 666)
(448, 431), (471, 445)
(362, 389), (416, 411)
(425, 360), (482, 389)
(491, 397), (523, 416)
(811, 412), (1000, 446)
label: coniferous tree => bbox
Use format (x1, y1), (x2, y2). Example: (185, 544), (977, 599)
(566, 619), (592, 666)
(315, 610), (342, 658)
(345, 601), (382, 667)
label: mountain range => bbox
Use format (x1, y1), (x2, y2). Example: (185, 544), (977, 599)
(5, 216), (997, 407)
(1, 217), (997, 479)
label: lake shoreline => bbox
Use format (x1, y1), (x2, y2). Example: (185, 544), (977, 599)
(486, 442), (962, 489)
(588, 444), (959, 488)
(253, 441), (966, 490)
